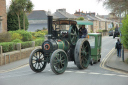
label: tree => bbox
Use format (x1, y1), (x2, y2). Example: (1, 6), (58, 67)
(97, 0), (128, 17)
(121, 15), (128, 49)
(77, 17), (85, 20)
(9, 0), (22, 30)
(7, 11), (29, 31)
(18, 0), (33, 30)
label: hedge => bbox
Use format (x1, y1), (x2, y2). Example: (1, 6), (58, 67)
(9, 30), (33, 41)
(0, 39), (45, 53)
(21, 41), (32, 49)
(0, 42), (16, 53)
(35, 38), (44, 46)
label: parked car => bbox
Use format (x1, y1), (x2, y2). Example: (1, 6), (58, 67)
(108, 30), (113, 36)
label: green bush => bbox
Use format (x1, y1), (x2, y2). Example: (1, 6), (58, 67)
(35, 39), (44, 46)
(121, 15), (128, 49)
(0, 42), (15, 53)
(31, 30), (47, 40)
(21, 41), (32, 49)
(0, 33), (11, 42)
(12, 39), (22, 43)
(9, 30), (33, 41)
(11, 33), (23, 41)
(97, 30), (102, 33)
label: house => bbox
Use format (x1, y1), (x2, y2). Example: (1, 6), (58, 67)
(74, 11), (100, 33)
(53, 9), (78, 30)
(27, 10), (48, 32)
(53, 9), (77, 20)
(0, 0), (7, 33)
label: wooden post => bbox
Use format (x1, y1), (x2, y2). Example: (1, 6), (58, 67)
(0, 46), (2, 66)
(32, 41), (35, 49)
(17, 43), (21, 59)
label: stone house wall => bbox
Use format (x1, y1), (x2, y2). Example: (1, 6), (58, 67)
(0, 0), (7, 33)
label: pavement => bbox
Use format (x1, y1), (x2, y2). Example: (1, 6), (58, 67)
(0, 48), (128, 73)
(0, 58), (29, 73)
(106, 49), (128, 73)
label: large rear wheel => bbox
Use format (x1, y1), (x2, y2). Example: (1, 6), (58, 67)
(29, 49), (47, 72)
(74, 38), (91, 69)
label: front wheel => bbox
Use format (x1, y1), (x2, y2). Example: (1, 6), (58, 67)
(50, 49), (68, 75)
(29, 49), (47, 72)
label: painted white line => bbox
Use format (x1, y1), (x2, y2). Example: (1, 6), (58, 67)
(89, 72), (101, 75)
(75, 71), (87, 73)
(65, 71), (73, 73)
(102, 74), (116, 76)
(117, 75), (128, 78)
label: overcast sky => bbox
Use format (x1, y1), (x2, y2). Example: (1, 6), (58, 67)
(6, 0), (110, 15)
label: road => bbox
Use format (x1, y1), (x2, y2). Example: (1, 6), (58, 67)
(0, 36), (128, 85)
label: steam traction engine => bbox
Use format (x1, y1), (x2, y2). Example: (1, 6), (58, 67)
(29, 16), (91, 74)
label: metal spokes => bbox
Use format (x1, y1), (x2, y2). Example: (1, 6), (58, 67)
(80, 42), (90, 68)
(74, 39), (91, 69)
(50, 49), (68, 74)
(29, 49), (47, 72)
(53, 53), (66, 71)
(32, 52), (45, 69)
(69, 26), (78, 45)
(71, 28), (78, 44)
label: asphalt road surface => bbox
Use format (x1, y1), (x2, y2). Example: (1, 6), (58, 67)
(0, 36), (128, 85)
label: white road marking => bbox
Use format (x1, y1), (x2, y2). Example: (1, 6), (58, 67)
(117, 75), (128, 78)
(102, 74), (116, 76)
(75, 71), (87, 73)
(65, 71), (73, 72)
(89, 72), (101, 75)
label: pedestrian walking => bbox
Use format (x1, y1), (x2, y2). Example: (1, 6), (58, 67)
(115, 39), (122, 57)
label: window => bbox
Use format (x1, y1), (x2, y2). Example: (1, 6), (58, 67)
(88, 36), (95, 48)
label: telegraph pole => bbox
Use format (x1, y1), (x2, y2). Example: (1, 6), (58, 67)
(119, 5), (124, 62)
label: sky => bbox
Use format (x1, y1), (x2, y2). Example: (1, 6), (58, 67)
(6, 0), (110, 15)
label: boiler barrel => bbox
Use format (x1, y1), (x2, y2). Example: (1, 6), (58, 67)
(56, 40), (70, 51)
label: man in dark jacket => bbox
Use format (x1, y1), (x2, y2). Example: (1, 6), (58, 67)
(115, 39), (122, 57)
(79, 25), (87, 38)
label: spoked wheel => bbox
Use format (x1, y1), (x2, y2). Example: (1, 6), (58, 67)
(50, 49), (68, 75)
(68, 25), (78, 45)
(74, 38), (91, 69)
(29, 49), (47, 72)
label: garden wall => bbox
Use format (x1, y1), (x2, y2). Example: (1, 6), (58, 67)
(0, 42), (41, 66)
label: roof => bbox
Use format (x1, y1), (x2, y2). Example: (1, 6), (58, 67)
(86, 15), (98, 21)
(95, 16), (111, 22)
(53, 10), (77, 19)
(27, 10), (47, 20)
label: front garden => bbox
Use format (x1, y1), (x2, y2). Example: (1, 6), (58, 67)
(0, 30), (48, 53)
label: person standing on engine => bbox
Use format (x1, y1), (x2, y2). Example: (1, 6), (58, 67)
(79, 25), (88, 38)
